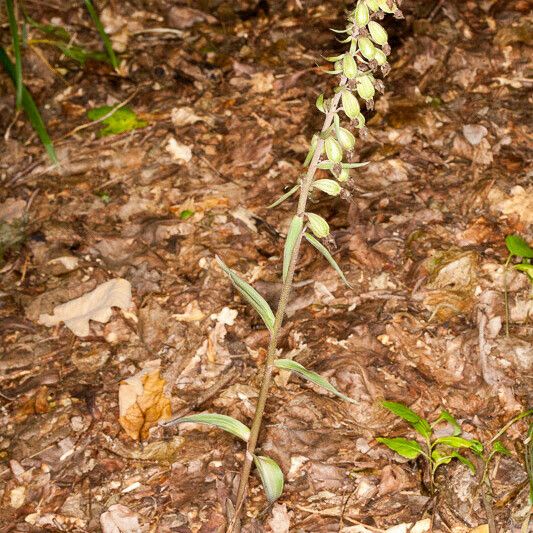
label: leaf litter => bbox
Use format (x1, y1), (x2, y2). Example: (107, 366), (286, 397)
(0, 0), (531, 531)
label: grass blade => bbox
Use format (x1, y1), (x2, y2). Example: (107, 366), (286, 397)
(304, 232), (352, 288)
(160, 413), (250, 442)
(84, 0), (119, 70)
(5, 0), (22, 108)
(0, 46), (58, 163)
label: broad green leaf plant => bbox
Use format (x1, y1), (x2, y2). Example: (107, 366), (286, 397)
(162, 0), (405, 529)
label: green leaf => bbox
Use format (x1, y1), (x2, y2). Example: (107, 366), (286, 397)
(160, 413), (250, 442)
(505, 235), (533, 258)
(341, 162), (369, 169)
(492, 440), (511, 456)
(433, 436), (483, 455)
(431, 449), (453, 468)
(433, 410), (462, 436)
(267, 184), (300, 209)
(306, 212), (330, 239)
(316, 93), (325, 113)
(24, 15), (71, 41)
(313, 179), (341, 196)
(376, 437), (424, 459)
(253, 455), (284, 503)
(274, 358), (356, 403)
(84, 0), (119, 70)
(6, 0), (22, 108)
(304, 232), (352, 288)
(43, 40), (108, 65)
(381, 401), (432, 439)
(283, 216), (303, 282)
(215, 256), (275, 332)
(515, 263), (533, 281)
(0, 47), (58, 163)
(451, 451), (476, 474)
(179, 209), (194, 220)
(87, 105), (148, 137)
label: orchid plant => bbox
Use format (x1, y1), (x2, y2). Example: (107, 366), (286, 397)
(162, 1), (404, 529)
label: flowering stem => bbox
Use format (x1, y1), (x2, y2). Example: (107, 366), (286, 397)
(227, 80), (346, 532)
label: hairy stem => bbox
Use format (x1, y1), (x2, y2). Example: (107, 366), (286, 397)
(227, 80), (346, 532)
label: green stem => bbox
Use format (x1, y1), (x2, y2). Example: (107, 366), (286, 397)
(489, 409), (532, 446)
(227, 81), (347, 533)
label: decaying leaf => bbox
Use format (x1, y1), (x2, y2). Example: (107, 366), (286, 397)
(100, 504), (141, 533)
(38, 279), (132, 337)
(119, 363), (172, 440)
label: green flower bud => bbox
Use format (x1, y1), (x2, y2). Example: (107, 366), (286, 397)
(354, 2), (370, 28)
(325, 137), (343, 163)
(378, 0), (396, 13)
(358, 37), (376, 60)
(365, 0), (380, 11)
(342, 54), (358, 79)
(373, 48), (388, 66)
(306, 212), (330, 238)
(356, 75), (375, 100)
(337, 168), (350, 182)
(337, 127), (356, 150)
(341, 90), (360, 120)
(313, 179), (341, 196)
(368, 21), (388, 45)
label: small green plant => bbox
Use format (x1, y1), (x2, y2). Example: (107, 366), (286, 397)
(503, 235), (533, 335)
(1, 0), (120, 162)
(376, 401), (483, 495)
(161, 1), (404, 529)
(87, 105), (147, 137)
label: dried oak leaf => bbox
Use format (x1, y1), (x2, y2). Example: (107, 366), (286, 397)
(100, 504), (141, 533)
(119, 365), (172, 440)
(38, 279), (132, 337)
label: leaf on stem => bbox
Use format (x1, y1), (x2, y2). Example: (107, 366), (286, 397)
(274, 358), (356, 403)
(304, 232), (352, 288)
(283, 216), (303, 282)
(451, 451), (476, 474)
(381, 401), (432, 439)
(376, 437), (424, 459)
(306, 213), (330, 239)
(215, 256), (275, 332)
(267, 184), (299, 209)
(313, 179), (341, 196)
(433, 436), (483, 455)
(161, 413), (250, 442)
(505, 235), (533, 258)
(492, 440), (511, 456)
(253, 455), (284, 503)
(433, 410), (462, 436)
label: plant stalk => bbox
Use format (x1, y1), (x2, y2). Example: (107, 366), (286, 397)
(227, 80), (346, 532)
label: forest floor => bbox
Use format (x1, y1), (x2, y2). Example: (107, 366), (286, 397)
(0, 0), (531, 531)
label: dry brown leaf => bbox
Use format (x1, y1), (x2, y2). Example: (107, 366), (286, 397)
(38, 279), (132, 337)
(100, 504), (141, 533)
(119, 364), (172, 440)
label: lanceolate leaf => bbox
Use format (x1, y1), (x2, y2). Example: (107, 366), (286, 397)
(283, 216), (303, 282)
(274, 358), (356, 403)
(376, 437), (424, 460)
(434, 410), (462, 436)
(0, 47), (58, 163)
(304, 232), (352, 288)
(253, 455), (284, 503)
(515, 263), (533, 281)
(433, 436), (483, 455)
(381, 401), (432, 439)
(267, 184), (299, 209)
(216, 256), (275, 332)
(451, 451), (476, 474)
(161, 413), (250, 442)
(505, 235), (533, 258)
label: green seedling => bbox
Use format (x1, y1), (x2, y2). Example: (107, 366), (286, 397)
(161, 1), (402, 529)
(503, 235), (533, 336)
(87, 105), (147, 137)
(179, 209), (194, 220)
(377, 401), (483, 496)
